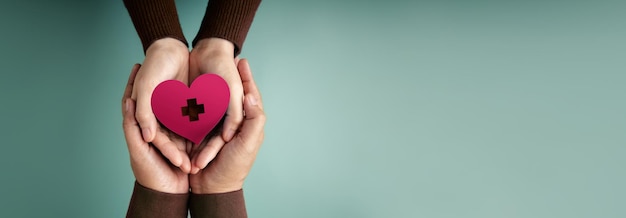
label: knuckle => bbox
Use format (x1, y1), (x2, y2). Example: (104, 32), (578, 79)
(135, 111), (153, 123)
(235, 113), (245, 121)
(122, 118), (135, 129)
(257, 113), (267, 124)
(227, 114), (244, 123)
(249, 115), (266, 131)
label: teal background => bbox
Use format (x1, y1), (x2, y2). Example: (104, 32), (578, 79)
(1, 0), (625, 217)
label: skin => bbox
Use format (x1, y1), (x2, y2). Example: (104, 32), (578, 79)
(123, 63), (189, 193)
(189, 38), (246, 174)
(130, 38), (192, 174)
(190, 59), (266, 194)
(131, 37), (246, 173)
(122, 58), (265, 194)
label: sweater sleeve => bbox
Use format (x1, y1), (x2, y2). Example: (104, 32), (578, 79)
(192, 0), (261, 56)
(126, 182), (189, 218)
(189, 189), (247, 218)
(123, 0), (188, 52)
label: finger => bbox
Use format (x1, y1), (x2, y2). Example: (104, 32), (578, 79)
(235, 59), (265, 150)
(238, 59), (263, 110)
(189, 143), (201, 174)
(186, 140), (192, 155)
(123, 99), (148, 154)
(187, 137), (209, 174)
(122, 64), (140, 113)
(151, 130), (191, 173)
(236, 94), (266, 151)
(134, 77), (159, 143)
(222, 87), (244, 142)
(192, 136), (226, 172)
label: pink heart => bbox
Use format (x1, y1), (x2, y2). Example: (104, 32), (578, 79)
(151, 74), (230, 144)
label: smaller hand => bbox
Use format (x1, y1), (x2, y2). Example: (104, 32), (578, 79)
(189, 38), (245, 173)
(132, 38), (191, 173)
(122, 64), (189, 194)
(190, 59), (265, 194)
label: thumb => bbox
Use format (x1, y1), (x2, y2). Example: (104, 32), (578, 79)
(236, 94), (266, 150)
(135, 91), (158, 143)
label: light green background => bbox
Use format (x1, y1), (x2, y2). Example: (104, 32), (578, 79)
(1, 0), (625, 217)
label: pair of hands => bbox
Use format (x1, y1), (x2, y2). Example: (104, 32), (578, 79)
(130, 38), (244, 174)
(122, 38), (265, 194)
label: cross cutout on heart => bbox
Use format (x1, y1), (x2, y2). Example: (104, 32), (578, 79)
(151, 74), (230, 144)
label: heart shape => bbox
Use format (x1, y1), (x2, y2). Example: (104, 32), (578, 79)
(151, 74), (230, 144)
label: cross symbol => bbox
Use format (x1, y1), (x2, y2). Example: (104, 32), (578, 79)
(181, 98), (205, 122)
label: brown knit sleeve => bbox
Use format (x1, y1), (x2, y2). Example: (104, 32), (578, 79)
(192, 0), (261, 56)
(126, 181), (189, 218)
(189, 189), (247, 218)
(123, 0), (188, 52)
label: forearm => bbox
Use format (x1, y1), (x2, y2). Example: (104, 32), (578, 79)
(192, 0), (262, 56)
(123, 0), (188, 52)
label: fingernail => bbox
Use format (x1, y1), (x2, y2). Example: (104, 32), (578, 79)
(125, 99), (131, 112)
(248, 95), (258, 106)
(191, 167), (200, 174)
(225, 129), (235, 141)
(142, 128), (152, 142)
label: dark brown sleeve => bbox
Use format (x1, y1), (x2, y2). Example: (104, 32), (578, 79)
(189, 189), (247, 218)
(126, 182), (189, 218)
(123, 0), (188, 52)
(192, 0), (261, 56)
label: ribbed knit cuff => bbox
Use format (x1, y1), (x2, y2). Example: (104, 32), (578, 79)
(189, 189), (247, 218)
(126, 181), (189, 218)
(124, 0), (188, 53)
(192, 0), (261, 56)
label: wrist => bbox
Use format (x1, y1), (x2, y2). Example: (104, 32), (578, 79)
(136, 179), (189, 194)
(146, 38), (189, 57)
(193, 38), (235, 58)
(191, 181), (243, 194)
(144, 38), (189, 69)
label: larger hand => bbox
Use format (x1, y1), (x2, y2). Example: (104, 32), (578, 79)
(189, 38), (245, 173)
(131, 38), (191, 173)
(190, 59), (265, 194)
(122, 64), (189, 194)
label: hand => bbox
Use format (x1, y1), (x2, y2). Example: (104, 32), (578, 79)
(189, 38), (245, 173)
(122, 64), (189, 194)
(131, 38), (191, 173)
(189, 59), (266, 194)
